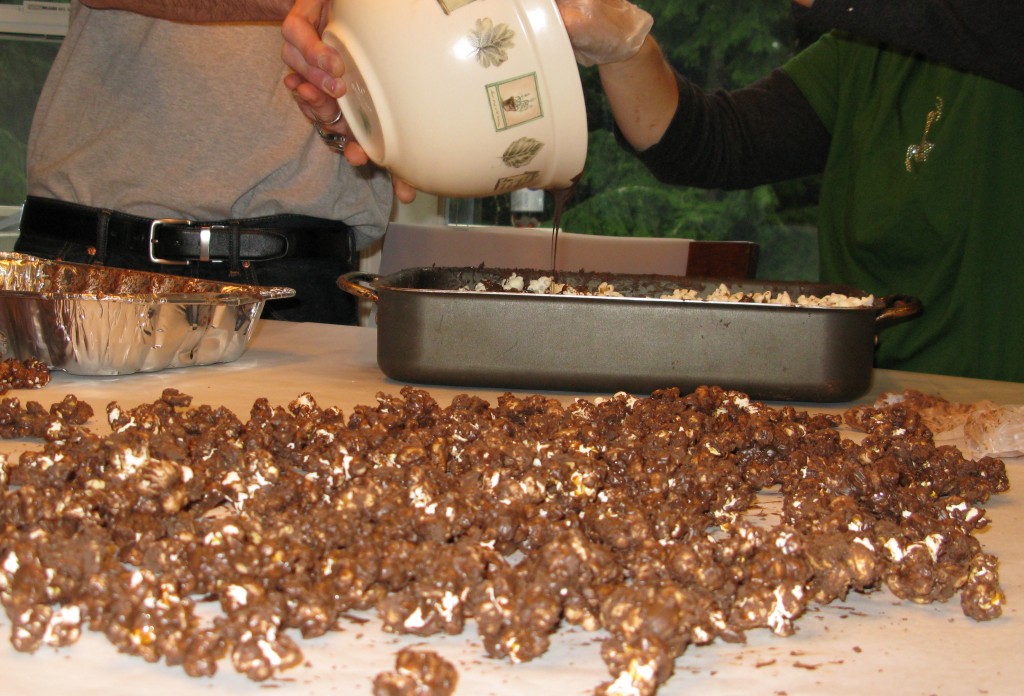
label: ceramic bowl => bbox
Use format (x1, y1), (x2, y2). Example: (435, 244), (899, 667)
(323, 0), (588, 198)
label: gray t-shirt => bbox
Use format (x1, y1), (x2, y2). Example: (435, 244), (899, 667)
(27, 3), (393, 249)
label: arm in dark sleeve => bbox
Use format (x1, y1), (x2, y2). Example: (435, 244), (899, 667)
(630, 69), (831, 191)
(797, 0), (1023, 91)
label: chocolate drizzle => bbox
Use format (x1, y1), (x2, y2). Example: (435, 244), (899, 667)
(547, 173), (582, 274)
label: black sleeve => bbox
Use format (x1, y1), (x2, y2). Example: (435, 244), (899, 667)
(630, 69), (831, 190)
(797, 0), (1023, 91)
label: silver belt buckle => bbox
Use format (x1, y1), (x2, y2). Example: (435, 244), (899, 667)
(149, 220), (226, 264)
(148, 218), (192, 265)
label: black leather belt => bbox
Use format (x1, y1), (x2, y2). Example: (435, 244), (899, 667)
(19, 196), (353, 265)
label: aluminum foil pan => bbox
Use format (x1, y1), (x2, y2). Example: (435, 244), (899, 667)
(0, 253), (294, 375)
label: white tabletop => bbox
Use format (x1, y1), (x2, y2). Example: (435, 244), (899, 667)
(2, 320), (1021, 695)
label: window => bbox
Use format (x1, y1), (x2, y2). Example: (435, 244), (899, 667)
(0, 0), (68, 237)
(438, 1), (823, 281)
(0, 0), (68, 35)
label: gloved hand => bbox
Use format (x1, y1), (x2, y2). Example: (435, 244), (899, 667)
(555, 0), (654, 67)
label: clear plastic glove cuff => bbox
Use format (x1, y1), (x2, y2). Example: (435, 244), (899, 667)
(557, 0), (654, 67)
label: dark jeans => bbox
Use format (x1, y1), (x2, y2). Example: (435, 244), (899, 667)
(14, 228), (359, 325)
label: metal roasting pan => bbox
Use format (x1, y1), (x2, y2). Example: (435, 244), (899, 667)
(339, 266), (922, 402)
(0, 253), (295, 375)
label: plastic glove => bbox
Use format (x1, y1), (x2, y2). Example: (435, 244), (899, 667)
(555, 0), (654, 67)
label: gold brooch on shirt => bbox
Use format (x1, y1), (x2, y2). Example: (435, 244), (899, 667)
(905, 97), (944, 172)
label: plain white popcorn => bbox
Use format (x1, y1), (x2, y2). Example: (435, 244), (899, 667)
(500, 273), (525, 291)
(527, 276), (554, 293)
(469, 274), (874, 308)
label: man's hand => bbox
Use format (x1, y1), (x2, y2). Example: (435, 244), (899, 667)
(281, 0), (343, 99)
(280, 0), (417, 203)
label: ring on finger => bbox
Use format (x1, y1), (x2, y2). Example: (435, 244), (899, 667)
(314, 110), (343, 127)
(313, 112), (347, 153)
(319, 131), (348, 154)
(314, 111), (343, 138)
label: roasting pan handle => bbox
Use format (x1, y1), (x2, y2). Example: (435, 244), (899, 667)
(337, 271), (380, 303)
(875, 293), (923, 331)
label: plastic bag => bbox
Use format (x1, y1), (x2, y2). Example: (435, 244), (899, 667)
(962, 404), (1024, 459)
(877, 390), (1024, 459)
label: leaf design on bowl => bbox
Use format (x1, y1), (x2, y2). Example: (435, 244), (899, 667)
(470, 17), (515, 68)
(502, 137), (544, 168)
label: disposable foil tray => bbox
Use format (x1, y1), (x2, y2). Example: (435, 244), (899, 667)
(0, 253), (294, 375)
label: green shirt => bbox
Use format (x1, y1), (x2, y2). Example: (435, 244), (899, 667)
(783, 33), (1024, 382)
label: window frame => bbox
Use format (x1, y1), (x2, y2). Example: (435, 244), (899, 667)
(0, 1), (70, 37)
